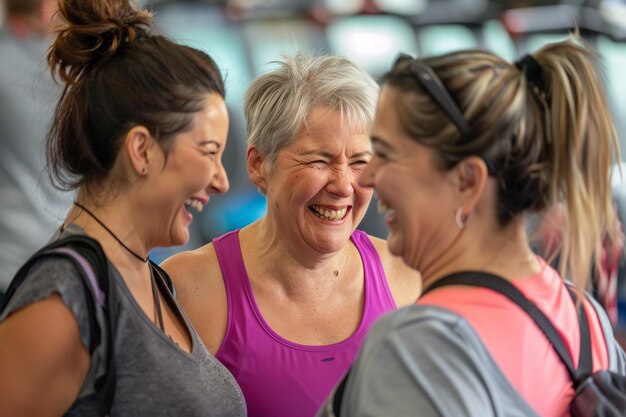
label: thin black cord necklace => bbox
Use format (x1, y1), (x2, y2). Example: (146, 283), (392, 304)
(74, 202), (149, 263)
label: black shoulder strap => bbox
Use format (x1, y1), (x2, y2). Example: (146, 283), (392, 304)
(422, 271), (592, 383)
(0, 234), (117, 413)
(574, 293), (593, 380)
(332, 368), (352, 417)
(150, 261), (175, 296)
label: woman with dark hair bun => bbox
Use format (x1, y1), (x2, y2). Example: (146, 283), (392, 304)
(319, 36), (626, 417)
(0, 0), (245, 416)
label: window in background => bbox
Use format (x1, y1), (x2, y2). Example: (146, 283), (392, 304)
(326, 14), (418, 78)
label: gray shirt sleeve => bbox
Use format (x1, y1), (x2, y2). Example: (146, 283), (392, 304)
(318, 306), (538, 417)
(586, 295), (626, 373)
(0, 256), (106, 397)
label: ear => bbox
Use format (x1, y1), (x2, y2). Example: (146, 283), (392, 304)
(247, 146), (267, 194)
(123, 126), (153, 176)
(451, 156), (489, 212)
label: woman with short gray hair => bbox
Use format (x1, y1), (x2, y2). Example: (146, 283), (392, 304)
(163, 52), (421, 417)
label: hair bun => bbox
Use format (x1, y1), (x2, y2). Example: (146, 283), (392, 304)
(49, 0), (154, 85)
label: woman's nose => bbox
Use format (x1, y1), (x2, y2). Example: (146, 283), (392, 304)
(211, 161), (230, 194)
(326, 165), (354, 197)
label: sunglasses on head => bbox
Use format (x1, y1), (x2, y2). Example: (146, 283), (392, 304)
(393, 53), (470, 136)
(392, 54), (496, 175)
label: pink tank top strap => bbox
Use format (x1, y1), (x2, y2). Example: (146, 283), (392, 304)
(350, 229), (397, 313)
(212, 229), (249, 361)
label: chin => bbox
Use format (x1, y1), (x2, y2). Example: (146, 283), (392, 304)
(386, 230), (402, 255)
(169, 229), (190, 248)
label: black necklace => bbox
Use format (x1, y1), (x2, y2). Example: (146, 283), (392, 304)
(74, 202), (149, 263)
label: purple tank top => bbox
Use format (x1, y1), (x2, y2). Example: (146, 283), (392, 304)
(214, 229), (396, 417)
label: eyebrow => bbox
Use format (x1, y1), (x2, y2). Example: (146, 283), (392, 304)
(301, 149), (373, 159)
(370, 136), (392, 152)
(350, 150), (373, 159)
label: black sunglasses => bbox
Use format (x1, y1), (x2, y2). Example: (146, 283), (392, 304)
(393, 53), (470, 136)
(392, 54), (496, 175)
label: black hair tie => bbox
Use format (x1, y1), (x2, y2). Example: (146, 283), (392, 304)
(514, 54), (544, 93)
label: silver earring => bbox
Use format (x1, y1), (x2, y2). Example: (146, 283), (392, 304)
(141, 167), (148, 175)
(455, 207), (468, 229)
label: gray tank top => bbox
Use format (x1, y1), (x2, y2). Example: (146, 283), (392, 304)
(0, 228), (246, 416)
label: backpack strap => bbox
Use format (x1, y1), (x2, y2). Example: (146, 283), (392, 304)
(0, 234), (117, 413)
(574, 291), (593, 381)
(149, 261), (175, 297)
(422, 271), (590, 383)
(331, 368), (352, 417)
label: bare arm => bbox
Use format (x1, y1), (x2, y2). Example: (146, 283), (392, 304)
(0, 295), (90, 417)
(370, 236), (422, 306)
(161, 244), (228, 354)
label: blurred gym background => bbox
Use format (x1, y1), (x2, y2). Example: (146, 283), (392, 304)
(3, 0), (626, 324)
(138, 0), (626, 329)
(131, 0), (626, 247)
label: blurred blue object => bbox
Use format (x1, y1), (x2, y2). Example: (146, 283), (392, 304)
(417, 25), (479, 56)
(598, 36), (626, 155)
(153, 2), (253, 103)
(241, 17), (328, 76)
(326, 15), (418, 77)
(199, 190), (267, 239)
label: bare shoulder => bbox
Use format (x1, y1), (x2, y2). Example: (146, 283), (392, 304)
(367, 235), (422, 306)
(160, 243), (227, 353)
(160, 244), (222, 302)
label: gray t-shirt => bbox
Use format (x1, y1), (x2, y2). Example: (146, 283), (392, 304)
(0, 232), (246, 416)
(318, 302), (626, 417)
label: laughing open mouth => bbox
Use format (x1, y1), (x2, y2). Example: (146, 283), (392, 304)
(309, 205), (349, 221)
(185, 198), (205, 213)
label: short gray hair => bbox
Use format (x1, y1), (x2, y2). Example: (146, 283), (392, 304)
(244, 52), (379, 166)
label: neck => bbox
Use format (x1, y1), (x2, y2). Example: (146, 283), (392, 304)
(68, 199), (149, 268)
(421, 216), (541, 289)
(241, 220), (354, 296)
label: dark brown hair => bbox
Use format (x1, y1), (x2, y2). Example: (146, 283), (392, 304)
(47, 0), (225, 189)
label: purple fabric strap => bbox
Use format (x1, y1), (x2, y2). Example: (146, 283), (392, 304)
(53, 247), (105, 306)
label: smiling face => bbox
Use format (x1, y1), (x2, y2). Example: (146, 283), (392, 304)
(146, 92), (230, 247)
(254, 106), (373, 255)
(359, 85), (459, 270)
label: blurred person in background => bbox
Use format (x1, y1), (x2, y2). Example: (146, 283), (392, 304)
(0, 0), (245, 415)
(319, 37), (626, 416)
(0, 0), (73, 302)
(162, 52), (421, 417)
(533, 201), (624, 329)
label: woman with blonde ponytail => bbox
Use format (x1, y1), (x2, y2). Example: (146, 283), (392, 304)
(318, 36), (626, 417)
(0, 0), (245, 416)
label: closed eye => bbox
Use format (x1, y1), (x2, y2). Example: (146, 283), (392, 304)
(200, 139), (220, 158)
(202, 145), (220, 158)
(350, 159), (369, 165)
(370, 136), (391, 161)
(373, 150), (388, 160)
